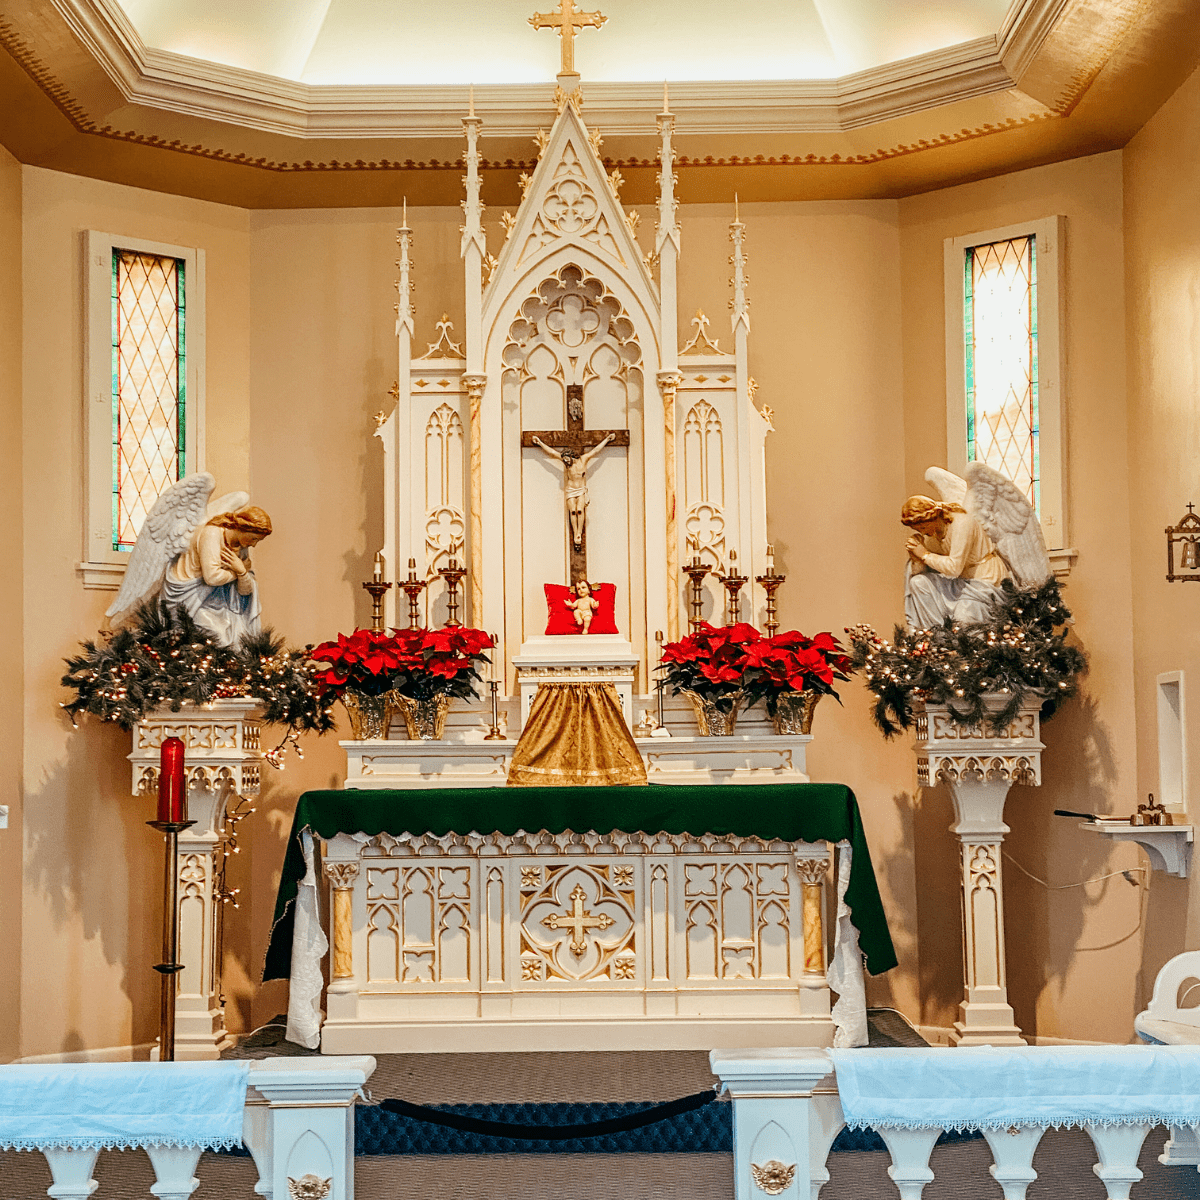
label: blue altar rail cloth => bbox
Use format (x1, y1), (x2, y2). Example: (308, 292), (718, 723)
(262, 782), (897, 981)
(0, 1061), (251, 1151)
(830, 1045), (1200, 1132)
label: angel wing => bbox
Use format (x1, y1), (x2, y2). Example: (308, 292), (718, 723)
(105, 473), (216, 623)
(207, 490), (250, 519)
(924, 466), (967, 507)
(963, 461), (1052, 587)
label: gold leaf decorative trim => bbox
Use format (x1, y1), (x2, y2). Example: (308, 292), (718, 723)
(0, 17), (1056, 177)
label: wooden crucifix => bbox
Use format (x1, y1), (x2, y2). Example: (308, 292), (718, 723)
(521, 383), (629, 582)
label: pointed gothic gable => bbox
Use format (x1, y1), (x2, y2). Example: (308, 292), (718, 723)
(486, 103), (655, 310)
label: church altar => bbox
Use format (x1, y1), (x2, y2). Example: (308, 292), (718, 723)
(270, 17), (895, 1056)
(264, 785), (895, 1053)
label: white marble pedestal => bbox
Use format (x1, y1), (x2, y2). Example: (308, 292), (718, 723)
(914, 697), (1044, 1047)
(130, 699), (263, 1060)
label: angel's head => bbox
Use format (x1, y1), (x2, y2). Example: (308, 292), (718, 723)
(209, 506), (273, 548)
(901, 495), (959, 538)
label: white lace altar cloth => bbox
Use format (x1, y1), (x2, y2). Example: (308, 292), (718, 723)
(830, 1045), (1200, 1131)
(0, 1061), (250, 1150)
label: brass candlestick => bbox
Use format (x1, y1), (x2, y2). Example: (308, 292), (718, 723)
(755, 571), (785, 636)
(148, 817), (196, 1061)
(484, 634), (504, 740)
(719, 549), (748, 626)
(400, 558), (427, 629)
(363, 553), (392, 631)
(683, 555), (710, 631)
(655, 629), (666, 730)
(484, 680), (504, 740)
(437, 556), (468, 628)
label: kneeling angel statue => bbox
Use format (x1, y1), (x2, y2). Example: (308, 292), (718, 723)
(902, 461), (1051, 630)
(105, 473), (273, 648)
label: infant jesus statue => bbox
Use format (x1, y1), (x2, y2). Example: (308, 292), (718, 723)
(565, 580), (600, 634)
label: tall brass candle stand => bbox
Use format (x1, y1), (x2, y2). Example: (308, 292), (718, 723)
(683, 556), (710, 631)
(719, 550), (748, 625)
(363, 553), (392, 631)
(438, 556), (468, 627)
(148, 817), (195, 1060)
(400, 558), (428, 629)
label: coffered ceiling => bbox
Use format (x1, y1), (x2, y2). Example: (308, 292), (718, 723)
(0, 0), (1198, 207)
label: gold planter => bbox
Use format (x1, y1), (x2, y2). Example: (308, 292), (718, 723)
(393, 693), (451, 740)
(341, 690), (399, 740)
(681, 689), (743, 736)
(773, 690), (820, 735)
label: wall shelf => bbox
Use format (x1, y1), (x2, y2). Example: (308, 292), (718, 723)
(1084, 820), (1193, 878)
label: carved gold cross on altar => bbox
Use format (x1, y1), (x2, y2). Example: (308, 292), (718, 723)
(542, 883), (614, 957)
(522, 383), (629, 582)
(529, 0), (607, 76)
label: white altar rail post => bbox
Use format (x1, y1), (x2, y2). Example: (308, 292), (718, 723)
(9, 1056), (374, 1200)
(130, 699), (264, 1060)
(914, 697), (1044, 1047)
(710, 1048), (1198, 1200)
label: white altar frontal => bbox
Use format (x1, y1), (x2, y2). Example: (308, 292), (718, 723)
(297, 62), (866, 1055)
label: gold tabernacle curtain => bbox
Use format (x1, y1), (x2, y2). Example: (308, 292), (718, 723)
(507, 681), (648, 787)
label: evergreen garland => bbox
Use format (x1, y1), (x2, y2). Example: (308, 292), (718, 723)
(847, 577), (1087, 738)
(62, 600), (335, 741)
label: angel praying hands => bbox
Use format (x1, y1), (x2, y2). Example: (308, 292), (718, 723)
(902, 461), (1052, 631)
(106, 473), (273, 648)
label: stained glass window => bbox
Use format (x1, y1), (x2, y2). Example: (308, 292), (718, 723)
(111, 249), (186, 551)
(963, 235), (1039, 514)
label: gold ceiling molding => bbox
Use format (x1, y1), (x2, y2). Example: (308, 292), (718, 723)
(0, 16), (1056, 179)
(48, 0), (1064, 139)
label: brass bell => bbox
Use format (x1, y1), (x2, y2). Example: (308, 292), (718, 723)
(1182, 539), (1200, 570)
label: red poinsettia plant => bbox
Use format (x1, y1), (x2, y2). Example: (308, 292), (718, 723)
(311, 626), (494, 702)
(658, 622), (854, 715)
(740, 629), (854, 716)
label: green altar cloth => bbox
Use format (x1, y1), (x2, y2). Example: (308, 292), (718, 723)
(263, 783), (897, 981)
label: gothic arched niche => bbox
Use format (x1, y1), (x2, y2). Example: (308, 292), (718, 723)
(500, 263), (646, 644)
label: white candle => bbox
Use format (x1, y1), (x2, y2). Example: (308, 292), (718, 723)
(373, 552), (383, 583)
(766, 544), (775, 573)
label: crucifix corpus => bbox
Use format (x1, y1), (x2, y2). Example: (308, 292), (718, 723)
(522, 383), (629, 582)
(529, 0), (607, 77)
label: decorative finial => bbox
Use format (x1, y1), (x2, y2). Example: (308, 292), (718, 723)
(662, 81), (670, 114)
(734, 193), (740, 224)
(468, 84), (476, 118)
(402, 197), (408, 229)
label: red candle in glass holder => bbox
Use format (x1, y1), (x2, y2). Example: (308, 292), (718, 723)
(157, 737), (186, 823)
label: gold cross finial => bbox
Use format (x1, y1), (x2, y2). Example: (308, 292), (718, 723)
(529, 0), (607, 77)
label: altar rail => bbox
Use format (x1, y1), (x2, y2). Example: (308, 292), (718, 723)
(4, 1056), (374, 1200)
(710, 1047), (1200, 1200)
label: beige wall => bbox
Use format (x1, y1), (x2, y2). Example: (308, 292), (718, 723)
(0, 143), (23, 1063)
(898, 152), (1142, 1042)
(15, 99), (1200, 1051)
(19, 167), (250, 1057)
(1124, 64), (1200, 997)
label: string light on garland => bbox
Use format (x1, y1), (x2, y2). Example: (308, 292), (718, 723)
(847, 577), (1087, 737)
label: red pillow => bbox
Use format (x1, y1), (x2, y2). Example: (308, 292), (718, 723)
(544, 583), (619, 635)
